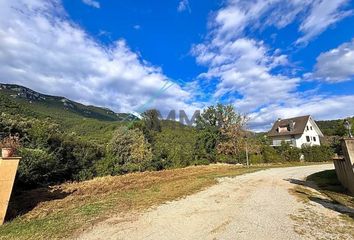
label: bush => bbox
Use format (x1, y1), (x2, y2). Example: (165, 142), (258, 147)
(101, 127), (153, 175)
(194, 129), (218, 163)
(276, 142), (302, 162)
(302, 145), (334, 162)
(190, 158), (211, 166)
(261, 145), (282, 163)
(153, 124), (197, 168)
(250, 154), (263, 164)
(17, 148), (64, 187)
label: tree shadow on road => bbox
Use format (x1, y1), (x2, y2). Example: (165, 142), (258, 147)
(284, 176), (354, 220)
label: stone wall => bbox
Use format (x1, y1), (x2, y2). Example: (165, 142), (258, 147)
(333, 139), (354, 195)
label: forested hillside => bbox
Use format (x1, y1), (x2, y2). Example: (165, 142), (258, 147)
(0, 83), (339, 189)
(0, 84), (200, 188)
(316, 117), (354, 136)
(0, 83), (136, 143)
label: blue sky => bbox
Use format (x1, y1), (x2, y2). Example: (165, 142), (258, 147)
(62, 0), (216, 81)
(1, 0), (354, 130)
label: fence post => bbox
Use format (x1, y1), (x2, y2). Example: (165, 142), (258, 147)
(0, 157), (21, 225)
(333, 139), (354, 196)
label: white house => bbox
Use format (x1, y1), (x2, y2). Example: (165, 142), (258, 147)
(267, 115), (324, 148)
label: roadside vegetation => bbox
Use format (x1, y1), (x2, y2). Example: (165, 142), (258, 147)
(307, 170), (354, 218)
(0, 85), (341, 234)
(1, 165), (264, 240)
(0, 95), (335, 189)
(288, 169), (354, 239)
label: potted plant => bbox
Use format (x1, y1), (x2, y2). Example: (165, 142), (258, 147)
(0, 135), (20, 158)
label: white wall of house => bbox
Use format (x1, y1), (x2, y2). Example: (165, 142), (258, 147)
(296, 120), (321, 147)
(271, 119), (321, 148)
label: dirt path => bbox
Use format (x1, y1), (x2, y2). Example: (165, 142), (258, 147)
(77, 164), (354, 240)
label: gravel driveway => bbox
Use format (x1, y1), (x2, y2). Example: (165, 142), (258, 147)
(77, 164), (354, 240)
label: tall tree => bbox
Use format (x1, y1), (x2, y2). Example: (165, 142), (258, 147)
(195, 104), (247, 163)
(107, 127), (153, 166)
(141, 109), (162, 132)
(196, 103), (239, 130)
(217, 112), (248, 159)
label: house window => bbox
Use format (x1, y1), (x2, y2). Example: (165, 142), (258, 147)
(313, 137), (316, 142)
(310, 126), (313, 130)
(306, 126), (309, 131)
(306, 136), (310, 142)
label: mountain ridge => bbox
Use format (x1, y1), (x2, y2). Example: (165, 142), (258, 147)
(0, 83), (136, 122)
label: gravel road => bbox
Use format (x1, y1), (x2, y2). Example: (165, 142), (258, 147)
(77, 164), (354, 240)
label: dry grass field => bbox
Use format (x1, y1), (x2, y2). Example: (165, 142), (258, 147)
(0, 164), (265, 239)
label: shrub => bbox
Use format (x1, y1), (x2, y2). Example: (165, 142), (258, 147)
(250, 154), (263, 164)
(194, 129), (218, 163)
(302, 145), (334, 162)
(261, 145), (282, 163)
(153, 124), (197, 168)
(17, 148), (64, 187)
(276, 142), (302, 162)
(103, 127), (153, 174)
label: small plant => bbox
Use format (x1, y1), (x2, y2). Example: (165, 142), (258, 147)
(0, 134), (20, 158)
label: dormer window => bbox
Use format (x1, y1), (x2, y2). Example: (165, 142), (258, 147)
(278, 126), (289, 133)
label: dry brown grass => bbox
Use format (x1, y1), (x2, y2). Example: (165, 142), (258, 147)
(23, 165), (257, 218)
(289, 170), (354, 239)
(0, 164), (264, 240)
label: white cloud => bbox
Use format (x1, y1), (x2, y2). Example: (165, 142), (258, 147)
(249, 95), (354, 131)
(311, 38), (354, 82)
(297, 0), (352, 44)
(193, 38), (298, 112)
(1, 0), (352, 131)
(133, 25), (141, 30)
(205, 0), (351, 45)
(192, 0), (354, 130)
(0, 0), (200, 115)
(82, 0), (100, 9)
(177, 0), (191, 13)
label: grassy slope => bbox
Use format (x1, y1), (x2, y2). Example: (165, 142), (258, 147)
(307, 170), (354, 213)
(0, 162), (328, 240)
(0, 165), (265, 240)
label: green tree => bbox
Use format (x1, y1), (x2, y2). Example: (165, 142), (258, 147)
(261, 145), (282, 163)
(302, 145), (334, 162)
(17, 148), (65, 187)
(104, 127), (153, 174)
(141, 109), (162, 132)
(276, 142), (301, 162)
(153, 122), (197, 168)
(195, 104), (246, 163)
(215, 105), (248, 163)
(196, 103), (239, 130)
(194, 129), (218, 163)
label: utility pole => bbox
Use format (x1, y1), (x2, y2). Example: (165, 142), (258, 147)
(245, 138), (249, 168)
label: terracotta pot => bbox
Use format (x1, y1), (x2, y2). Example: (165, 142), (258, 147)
(1, 148), (14, 158)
